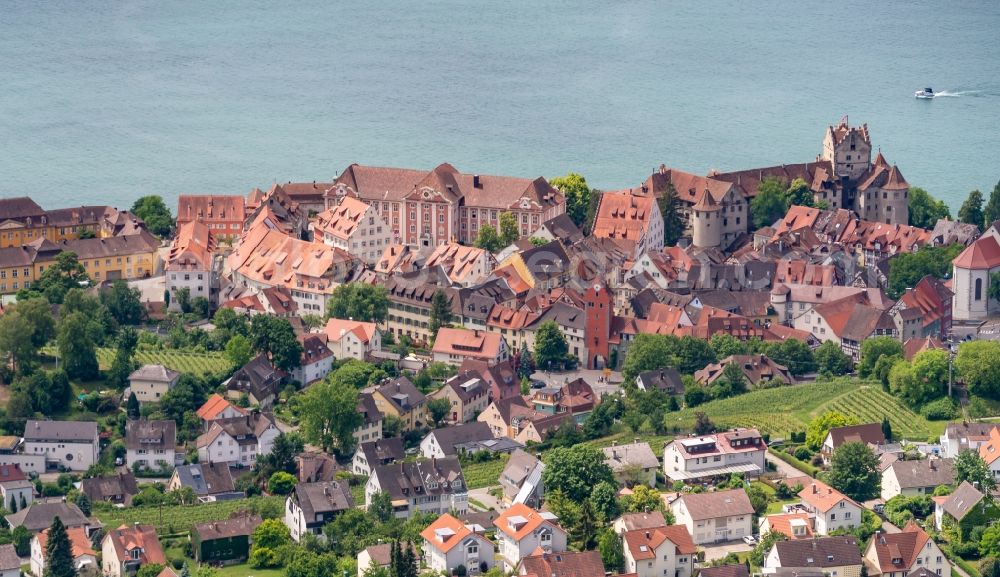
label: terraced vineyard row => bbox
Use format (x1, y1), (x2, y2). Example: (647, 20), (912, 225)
(42, 345), (231, 376)
(824, 385), (936, 441)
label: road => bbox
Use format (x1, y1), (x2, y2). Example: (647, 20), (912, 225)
(530, 368), (623, 398)
(765, 452), (805, 480)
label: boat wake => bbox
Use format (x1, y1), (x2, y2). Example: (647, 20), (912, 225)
(931, 89), (983, 98)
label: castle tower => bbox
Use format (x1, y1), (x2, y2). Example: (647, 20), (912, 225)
(822, 118), (872, 182)
(691, 193), (722, 248)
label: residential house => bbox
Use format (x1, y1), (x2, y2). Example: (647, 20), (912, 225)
(934, 481), (1000, 539)
(493, 504), (568, 571)
(671, 488), (754, 545)
(421, 513), (495, 575)
(759, 512), (814, 540)
(478, 396), (571, 445)
(81, 472), (139, 507)
(6, 501), (91, 533)
(461, 359), (520, 402)
(534, 214), (584, 246)
(763, 536), (863, 577)
(324, 318), (382, 361)
(167, 463), (241, 502)
(635, 368), (684, 395)
(328, 162), (565, 247)
(420, 422), (495, 459)
(822, 423), (886, 461)
(23, 420), (99, 471)
(125, 419), (177, 472)
(313, 196), (393, 264)
(979, 426), (1000, 481)
(429, 370), (491, 424)
(354, 393), (384, 444)
(31, 528), (96, 577)
(799, 293), (896, 361)
(166, 220), (218, 311)
(127, 365), (180, 404)
(612, 511), (668, 535)
(0, 465), (32, 512)
(102, 524), (166, 577)
(881, 459), (954, 500)
(196, 412), (279, 467)
(352, 438), (405, 477)
(527, 378), (596, 423)
(192, 515), (262, 564)
(370, 377), (427, 432)
(592, 190), (665, 258)
(425, 243), (496, 287)
(298, 451), (341, 483)
(365, 457), (468, 519)
(892, 276), (953, 340)
(520, 551), (606, 577)
(863, 522), (947, 577)
(940, 423), (997, 458)
(622, 525), (696, 577)
(663, 429), (767, 483)
(499, 449), (545, 508)
(225, 355), (287, 408)
(694, 355), (795, 386)
(176, 195), (247, 242)
(699, 566), (750, 577)
(433, 327), (510, 367)
(357, 544), (419, 577)
(495, 240), (572, 291)
(293, 334), (335, 385)
(602, 441), (660, 488)
(798, 479), (863, 535)
(196, 394), (246, 425)
(284, 481), (354, 542)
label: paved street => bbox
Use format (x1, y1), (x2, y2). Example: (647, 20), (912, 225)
(765, 452), (805, 480)
(530, 368), (622, 398)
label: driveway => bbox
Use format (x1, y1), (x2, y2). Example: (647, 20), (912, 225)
(468, 487), (501, 512)
(701, 540), (752, 562)
(530, 368), (622, 398)
(766, 451), (805, 480)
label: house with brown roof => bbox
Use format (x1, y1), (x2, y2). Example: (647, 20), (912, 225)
(23, 420), (100, 471)
(892, 276), (953, 340)
(612, 511), (668, 535)
(671, 488), (754, 545)
(369, 377), (426, 432)
(622, 524), (695, 577)
(520, 550), (606, 577)
(0, 464), (32, 512)
(881, 458), (954, 500)
(799, 292), (896, 361)
(461, 359), (520, 402)
(352, 437), (405, 476)
(494, 504), (568, 571)
(421, 513), (495, 575)
(939, 422), (997, 458)
(635, 368), (684, 395)
(357, 543), (420, 577)
(420, 422), (495, 459)
(500, 449), (545, 508)
(863, 523), (947, 577)
(166, 220), (218, 311)
(314, 196), (393, 264)
(5, 501), (91, 534)
(196, 412), (279, 466)
(192, 514), (262, 564)
(764, 536), (863, 577)
(167, 463), (240, 502)
(176, 195), (246, 241)
(822, 423), (886, 460)
(324, 318), (383, 361)
(125, 419), (177, 472)
(425, 243), (497, 287)
(429, 369), (491, 424)
(31, 526), (96, 577)
(225, 354), (287, 408)
(695, 354), (795, 387)
(196, 393), (246, 425)
(365, 457), (468, 519)
(663, 430), (767, 483)
(478, 396), (575, 445)
(283, 481), (353, 542)
(81, 472), (139, 507)
(292, 334), (335, 385)
(798, 479), (863, 535)
(592, 190), (664, 258)
(433, 327), (510, 367)
(354, 393), (384, 444)
(700, 565), (750, 577)
(759, 512), (814, 540)
(101, 524), (166, 577)
(933, 481), (1000, 539)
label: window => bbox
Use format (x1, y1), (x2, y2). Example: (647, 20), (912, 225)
(976, 278), (983, 301)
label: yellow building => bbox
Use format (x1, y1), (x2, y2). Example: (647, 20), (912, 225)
(0, 197), (145, 249)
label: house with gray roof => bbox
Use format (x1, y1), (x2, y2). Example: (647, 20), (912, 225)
(602, 440), (660, 488)
(934, 480), (1000, 540)
(420, 422), (495, 459)
(881, 458), (954, 500)
(352, 438), (405, 476)
(366, 457), (467, 519)
(81, 472), (139, 506)
(500, 449), (545, 508)
(225, 354), (287, 408)
(128, 364), (180, 404)
(167, 463), (241, 502)
(125, 419), (178, 472)
(6, 501), (92, 533)
(763, 537), (862, 576)
(23, 420), (99, 471)
(284, 481), (353, 542)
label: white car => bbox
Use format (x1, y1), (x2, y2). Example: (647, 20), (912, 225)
(742, 535), (758, 545)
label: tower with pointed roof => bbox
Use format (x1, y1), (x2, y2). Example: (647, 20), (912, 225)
(691, 193), (722, 248)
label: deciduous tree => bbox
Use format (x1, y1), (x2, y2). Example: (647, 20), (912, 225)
(474, 224), (502, 252)
(958, 189), (985, 228)
(887, 244), (963, 299)
(954, 449), (997, 493)
(326, 282), (390, 324)
(955, 340), (1000, 400)
(541, 445), (616, 502)
(298, 375), (362, 455)
(499, 212), (520, 246)
(250, 315), (302, 372)
(767, 339), (816, 376)
(427, 397), (451, 427)
(131, 195), (175, 237)
(550, 173), (592, 228)
(828, 442), (880, 501)
(984, 181), (1000, 228)
(58, 312), (99, 380)
(534, 320), (570, 369)
(858, 336), (904, 378)
(814, 341), (851, 376)
(224, 334), (253, 367)
(750, 178), (789, 229)
(908, 187), (951, 229)
(428, 289), (452, 338)
(806, 411), (854, 450)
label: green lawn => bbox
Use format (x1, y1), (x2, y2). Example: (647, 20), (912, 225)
(93, 496), (283, 535)
(668, 379), (944, 441)
(582, 430), (672, 451)
(350, 481), (367, 506)
(213, 565), (285, 577)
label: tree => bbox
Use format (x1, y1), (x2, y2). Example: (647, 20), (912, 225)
(427, 398), (451, 427)
(499, 212), (520, 246)
(985, 181), (1000, 228)
(747, 484), (771, 516)
(828, 442), (880, 501)
(598, 529), (624, 573)
(267, 471), (297, 495)
(474, 224), (502, 252)
(694, 411), (715, 435)
(750, 531), (786, 568)
(126, 392), (140, 419)
(881, 416), (893, 443)
(550, 173), (592, 228)
(326, 283), (390, 324)
(711, 362), (747, 399)
(43, 516), (77, 577)
(589, 481), (620, 522)
(786, 178), (814, 207)
(534, 321), (570, 369)
(908, 187), (951, 229)
(176, 287), (192, 314)
(767, 339), (816, 376)
(541, 445), (616, 502)
(100, 280), (144, 326)
(750, 178), (789, 229)
(428, 289), (452, 338)
(17, 297), (56, 348)
(621, 484), (668, 516)
(806, 411), (855, 450)
(131, 195), (174, 237)
(980, 557), (1000, 577)
(858, 337), (904, 379)
(107, 327), (139, 390)
(58, 312), (99, 380)
(136, 565), (166, 577)
(622, 334), (679, 383)
(31, 252), (90, 304)
(249, 519), (291, 568)
(676, 337), (718, 374)
(0, 311), (38, 374)
(814, 341), (851, 376)
(958, 189), (985, 227)
(224, 334), (253, 367)
(250, 315), (302, 372)
(955, 340), (1000, 400)
(75, 492), (91, 517)
(298, 375), (362, 455)
(954, 449), (997, 493)
(657, 181), (685, 247)
(887, 244), (963, 299)
(368, 491), (393, 523)
(889, 349), (948, 407)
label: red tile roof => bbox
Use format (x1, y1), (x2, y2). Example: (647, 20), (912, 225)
(954, 234), (1000, 270)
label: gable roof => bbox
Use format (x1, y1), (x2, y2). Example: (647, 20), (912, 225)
(939, 481), (985, 522)
(172, 463), (237, 497)
(81, 472), (139, 503)
(196, 393), (246, 421)
(798, 479), (859, 513)
(763, 512), (814, 540)
(426, 422), (495, 456)
(374, 377), (427, 412)
(676, 488), (754, 520)
(432, 327), (504, 361)
(194, 515), (262, 541)
(602, 441), (659, 472)
(615, 511), (667, 532)
(105, 524), (166, 565)
(494, 503), (562, 541)
(291, 481), (353, 519)
(699, 565), (750, 577)
(979, 426), (1000, 465)
(24, 420), (97, 443)
(886, 458), (954, 490)
(325, 318), (378, 345)
(35, 527), (94, 564)
(624, 525), (696, 559)
(228, 354), (287, 402)
(420, 513), (477, 553)
(825, 423), (885, 449)
(125, 419), (176, 451)
(867, 522), (931, 573)
(774, 536), (862, 568)
(521, 550), (606, 577)
(370, 457), (466, 501)
(6, 502), (89, 532)
(358, 438), (406, 468)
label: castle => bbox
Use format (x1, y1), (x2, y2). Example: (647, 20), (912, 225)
(632, 119), (911, 249)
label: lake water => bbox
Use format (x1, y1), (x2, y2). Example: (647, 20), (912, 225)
(2, 0), (999, 212)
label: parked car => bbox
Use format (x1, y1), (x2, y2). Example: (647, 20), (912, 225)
(743, 535), (758, 545)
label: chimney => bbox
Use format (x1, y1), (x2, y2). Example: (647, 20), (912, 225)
(812, 483), (818, 494)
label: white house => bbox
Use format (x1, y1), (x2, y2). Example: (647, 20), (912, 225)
(365, 457), (468, 519)
(939, 423), (996, 458)
(125, 419), (178, 472)
(351, 438), (405, 477)
(432, 328), (510, 367)
(0, 544), (19, 577)
(863, 522), (947, 577)
(420, 422), (495, 459)
(127, 365), (180, 404)
(798, 479), (862, 535)
(603, 441), (660, 488)
(0, 465), (33, 512)
(421, 513), (495, 575)
(31, 527), (96, 577)
(313, 197), (393, 264)
(622, 525), (696, 577)
(284, 481), (354, 542)
(166, 220), (218, 312)
(101, 524), (167, 577)
(493, 503), (568, 571)
(324, 318), (382, 361)
(663, 429), (767, 483)
(23, 420), (99, 472)
(195, 412), (279, 467)
(292, 334), (335, 385)
(763, 536), (863, 577)
(881, 459), (954, 501)
(671, 489), (754, 545)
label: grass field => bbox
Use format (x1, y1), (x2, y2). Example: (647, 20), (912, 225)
(43, 345), (232, 375)
(668, 379), (944, 441)
(462, 458), (506, 489)
(214, 565), (285, 577)
(93, 496), (283, 535)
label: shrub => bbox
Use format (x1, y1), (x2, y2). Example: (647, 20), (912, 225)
(920, 397), (959, 420)
(794, 446), (812, 461)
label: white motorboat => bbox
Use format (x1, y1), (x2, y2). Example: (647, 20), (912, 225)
(915, 87), (934, 99)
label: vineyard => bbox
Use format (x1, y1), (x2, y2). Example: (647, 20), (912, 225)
(43, 346), (231, 376)
(461, 458), (507, 489)
(93, 495), (283, 534)
(670, 378), (944, 441)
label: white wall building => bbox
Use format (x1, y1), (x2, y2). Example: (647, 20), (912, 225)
(23, 420), (99, 472)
